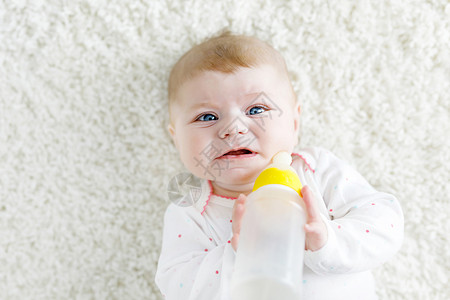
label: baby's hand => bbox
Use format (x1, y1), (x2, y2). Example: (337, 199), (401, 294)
(231, 194), (246, 251)
(302, 186), (328, 251)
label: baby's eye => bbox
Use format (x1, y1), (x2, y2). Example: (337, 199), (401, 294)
(247, 105), (269, 115)
(196, 113), (218, 122)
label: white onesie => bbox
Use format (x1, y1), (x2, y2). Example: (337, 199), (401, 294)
(155, 147), (404, 300)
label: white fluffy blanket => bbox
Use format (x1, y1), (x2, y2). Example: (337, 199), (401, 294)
(1, 1), (449, 299)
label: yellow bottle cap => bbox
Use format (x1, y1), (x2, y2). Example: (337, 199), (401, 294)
(252, 152), (303, 196)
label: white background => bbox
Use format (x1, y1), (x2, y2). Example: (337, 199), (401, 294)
(1, 0), (449, 299)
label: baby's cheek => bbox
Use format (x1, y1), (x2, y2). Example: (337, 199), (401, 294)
(179, 149), (211, 180)
(267, 130), (296, 153)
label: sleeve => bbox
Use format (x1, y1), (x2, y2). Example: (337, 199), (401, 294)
(303, 148), (404, 275)
(155, 204), (236, 300)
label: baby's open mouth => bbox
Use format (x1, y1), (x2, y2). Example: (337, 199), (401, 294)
(217, 148), (256, 159)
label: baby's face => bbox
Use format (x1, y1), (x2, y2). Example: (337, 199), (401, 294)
(169, 64), (301, 193)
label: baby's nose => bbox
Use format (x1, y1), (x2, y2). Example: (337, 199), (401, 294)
(218, 117), (249, 139)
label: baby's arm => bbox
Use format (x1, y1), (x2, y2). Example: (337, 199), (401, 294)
(303, 149), (404, 275)
(155, 204), (235, 300)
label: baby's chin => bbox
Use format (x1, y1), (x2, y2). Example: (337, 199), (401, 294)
(210, 177), (255, 196)
(212, 168), (258, 186)
(191, 167), (257, 184)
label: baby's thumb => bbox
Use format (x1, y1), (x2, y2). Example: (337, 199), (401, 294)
(302, 186), (320, 221)
(233, 194), (246, 225)
(233, 194), (246, 208)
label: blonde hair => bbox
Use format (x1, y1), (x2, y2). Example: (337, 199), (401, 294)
(168, 31), (290, 104)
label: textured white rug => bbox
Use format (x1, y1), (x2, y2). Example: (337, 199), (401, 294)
(1, 1), (449, 299)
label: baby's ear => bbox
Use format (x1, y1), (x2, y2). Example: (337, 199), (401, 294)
(167, 123), (178, 149)
(293, 102), (301, 132)
(293, 102), (302, 146)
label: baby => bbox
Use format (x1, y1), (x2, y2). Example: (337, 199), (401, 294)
(155, 32), (404, 300)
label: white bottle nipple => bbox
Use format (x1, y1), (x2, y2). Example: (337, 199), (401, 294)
(272, 151), (292, 167)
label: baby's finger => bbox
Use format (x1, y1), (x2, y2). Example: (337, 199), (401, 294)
(231, 194), (246, 250)
(234, 194), (246, 229)
(302, 186), (321, 222)
(232, 193), (246, 214)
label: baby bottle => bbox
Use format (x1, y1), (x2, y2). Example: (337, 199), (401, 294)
(231, 151), (306, 300)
